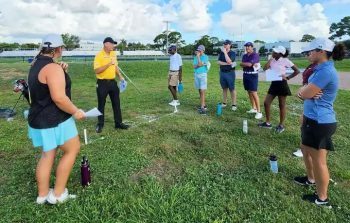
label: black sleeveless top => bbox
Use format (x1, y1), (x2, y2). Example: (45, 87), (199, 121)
(28, 55), (72, 129)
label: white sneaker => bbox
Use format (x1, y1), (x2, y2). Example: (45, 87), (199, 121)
(174, 100), (180, 106)
(255, 112), (263, 119)
(231, 105), (237, 111)
(247, 109), (257, 114)
(36, 188), (53, 204)
(221, 103), (227, 108)
(293, 149), (303, 157)
(169, 100), (176, 106)
(47, 188), (77, 204)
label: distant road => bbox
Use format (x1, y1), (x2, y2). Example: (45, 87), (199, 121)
(235, 70), (350, 90)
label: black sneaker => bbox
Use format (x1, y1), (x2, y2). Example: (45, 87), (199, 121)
(294, 176), (315, 186)
(198, 108), (207, 115)
(95, 124), (103, 133)
(302, 194), (332, 209)
(115, 123), (129, 130)
(275, 125), (285, 133)
(197, 105), (207, 110)
(258, 122), (272, 129)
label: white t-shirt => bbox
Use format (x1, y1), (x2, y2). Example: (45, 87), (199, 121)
(169, 53), (183, 71)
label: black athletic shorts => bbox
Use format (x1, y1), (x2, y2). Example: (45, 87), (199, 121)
(301, 116), (337, 151)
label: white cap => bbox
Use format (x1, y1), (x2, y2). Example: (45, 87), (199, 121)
(304, 38), (335, 52)
(272, 46), (286, 55)
(41, 34), (65, 48)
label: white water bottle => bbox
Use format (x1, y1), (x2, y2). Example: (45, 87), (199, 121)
(243, 119), (248, 134)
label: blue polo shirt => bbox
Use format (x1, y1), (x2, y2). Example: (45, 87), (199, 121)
(193, 54), (209, 75)
(303, 61), (339, 123)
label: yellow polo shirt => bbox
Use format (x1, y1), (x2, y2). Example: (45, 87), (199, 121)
(93, 50), (118, 79)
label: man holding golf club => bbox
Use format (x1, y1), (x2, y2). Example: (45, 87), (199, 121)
(94, 37), (129, 133)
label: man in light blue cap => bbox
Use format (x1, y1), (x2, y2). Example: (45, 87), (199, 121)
(193, 45), (209, 114)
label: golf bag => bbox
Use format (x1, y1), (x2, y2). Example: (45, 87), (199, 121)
(13, 79), (30, 104)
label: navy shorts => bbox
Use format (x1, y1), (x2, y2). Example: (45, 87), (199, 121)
(220, 71), (236, 91)
(243, 73), (258, 92)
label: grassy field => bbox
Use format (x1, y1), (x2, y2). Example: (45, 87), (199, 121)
(0, 60), (349, 222)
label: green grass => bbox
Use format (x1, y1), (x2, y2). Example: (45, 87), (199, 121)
(0, 60), (350, 222)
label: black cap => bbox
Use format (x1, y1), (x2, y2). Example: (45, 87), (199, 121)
(224, 39), (232, 45)
(103, 37), (118, 44)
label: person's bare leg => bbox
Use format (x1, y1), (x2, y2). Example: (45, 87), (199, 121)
(278, 96), (287, 126)
(54, 136), (80, 196)
(230, 89), (237, 105)
(248, 92), (256, 110)
(200, 90), (206, 108)
(309, 148), (329, 200)
(252, 92), (260, 113)
(168, 85), (177, 100)
(301, 144), (315, 182)
(36, 149), (57, 197)
(222, 88), (228, 104)
(264, 94), (275, 123)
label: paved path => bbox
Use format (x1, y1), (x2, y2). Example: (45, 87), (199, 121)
(235, 71), (350, 90)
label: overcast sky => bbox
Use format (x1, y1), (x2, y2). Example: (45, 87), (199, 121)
(0, 0), (349, 44)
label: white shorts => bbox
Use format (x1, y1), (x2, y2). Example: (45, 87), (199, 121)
(194, 73), (207, 90)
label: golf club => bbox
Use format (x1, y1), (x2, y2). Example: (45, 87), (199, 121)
(118, 67), (142, 94)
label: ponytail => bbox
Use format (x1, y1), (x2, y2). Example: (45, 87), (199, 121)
(282, 49), (289, 58)
(329, 43), (346, 61)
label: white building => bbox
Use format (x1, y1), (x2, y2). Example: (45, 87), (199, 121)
(264, 41), (309, 54)
(78, 40), (103, 51)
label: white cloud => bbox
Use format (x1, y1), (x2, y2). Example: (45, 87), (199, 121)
(0, 0), (214, 43)
(220, 0), (330, 41)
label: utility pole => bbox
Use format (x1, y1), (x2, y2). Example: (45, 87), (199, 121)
(163, 20), (171, 54)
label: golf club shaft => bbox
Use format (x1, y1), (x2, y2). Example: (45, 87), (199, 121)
(118, 67), (142, 94)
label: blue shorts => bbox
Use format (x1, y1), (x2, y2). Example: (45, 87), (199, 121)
(243, 73), (259, 92)
(220, 71), (236, 91)
(28, 117), (78, 152)
(194, 73), (207, 90)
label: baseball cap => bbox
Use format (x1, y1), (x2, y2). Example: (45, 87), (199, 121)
(41, 34), (65, 48)
(244, 42), (254, 47)
(168, 45), (177, 50)
(197, 45), (205, 52)
(103, 37), (118, 44)
(224, 40), (232, 45)
(273, 46), (286, 55)
(304, 38), (335, 52)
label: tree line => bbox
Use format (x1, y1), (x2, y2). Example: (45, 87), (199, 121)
(1, 16), (349, 55)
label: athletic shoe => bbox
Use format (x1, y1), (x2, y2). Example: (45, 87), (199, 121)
(294, 176), (315, 186)
(293, 149), (303, 157)
(221, 103), (227, 108)
(302, 194), (332, 208)
(275, 125), (285, 133)
(169, 100), (176, 106)
(255, 112), (263, 120)
(231, 105), (237, 111)
(247, 109), (257, 114)
(198, 108), (207, 115)
(258, 122), (272, 129)
(174, 100), (180, 106)
(197, 105), (207, 110)
(36, 188), (53, 205)
(47, 188), (77, 205)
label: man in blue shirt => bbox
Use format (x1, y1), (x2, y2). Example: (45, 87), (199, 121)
(218, 40), (237, 111)
(193, 45), (209, 114)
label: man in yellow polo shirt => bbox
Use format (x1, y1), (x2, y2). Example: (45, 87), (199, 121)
(94, 37), (129, 133)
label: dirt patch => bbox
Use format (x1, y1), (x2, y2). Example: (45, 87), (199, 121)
(0, 68), (26, 80)
(130, 158), (183, 185)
